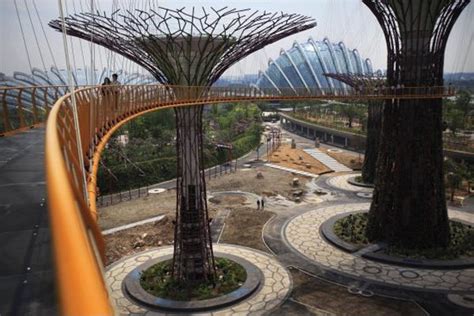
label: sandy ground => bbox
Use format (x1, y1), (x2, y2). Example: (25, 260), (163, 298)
(325, 149), (363, 170)
(268, 144), (331, 174)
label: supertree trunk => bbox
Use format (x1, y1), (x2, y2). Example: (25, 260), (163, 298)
(361, 101), (382, 184)
(363, 0), (469, 248)
(173, 105), (215, 281)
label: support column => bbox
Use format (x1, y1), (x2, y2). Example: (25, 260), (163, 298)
(173, 105), (214, 281)
(363, 0), (469, 249)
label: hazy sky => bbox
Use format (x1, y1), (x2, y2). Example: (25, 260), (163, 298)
(1, 0), (473, 78)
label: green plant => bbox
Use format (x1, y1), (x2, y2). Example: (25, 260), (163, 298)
(334, 212), (474, 260)
(140, 258), (247, 301)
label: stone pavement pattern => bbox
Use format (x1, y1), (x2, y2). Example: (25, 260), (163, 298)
(105, 244), (291, 315)
(285, 203), (474, 292)
(326, 174), (373, 192)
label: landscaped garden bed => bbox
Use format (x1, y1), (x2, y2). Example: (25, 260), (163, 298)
(333, 212), (474, 260)
(140, 258), (246, 301)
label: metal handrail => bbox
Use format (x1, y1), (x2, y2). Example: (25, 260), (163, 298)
(43, 83), (454, 315)
(2, 84), (455, 136)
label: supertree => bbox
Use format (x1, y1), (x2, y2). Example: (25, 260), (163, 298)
(362, 0), (470, 248)
(324, 73), (386, 184)
(49, 6), (315, 282)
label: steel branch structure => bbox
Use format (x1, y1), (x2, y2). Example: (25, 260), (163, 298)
(323, 73), (386, 90)
(49, 7), (316, 86)
(362, 0), (469, 86)
(49, 7), (315, 283)
(362, 0), (470, 248)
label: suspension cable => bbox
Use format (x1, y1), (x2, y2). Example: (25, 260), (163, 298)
(23, 0), (47, 73)
(32, 0), (58, 70)
(90, 0), (96, 85)
(57, 0), (89, 203)
(63, 0), (78, 86)
(13, 0), (34, 81)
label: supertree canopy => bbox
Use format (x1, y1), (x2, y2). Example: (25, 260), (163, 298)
(49, 7), (317, 86)
(49, 7), (316, 283)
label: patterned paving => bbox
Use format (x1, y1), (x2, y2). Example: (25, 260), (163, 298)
(105, 244), (291, 315)
(326, 174), (373, 192)
(303, 148), (351, 172)
(285, 203), (474, 292)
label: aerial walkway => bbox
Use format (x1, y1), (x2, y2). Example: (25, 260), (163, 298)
(0, 128), (56, 315)
(0, 84), (455, 314)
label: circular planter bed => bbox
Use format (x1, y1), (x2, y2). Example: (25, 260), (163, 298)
(321, 212), (474, 269)
(123, 252), (262, 313)
(347, 176), (375, 188)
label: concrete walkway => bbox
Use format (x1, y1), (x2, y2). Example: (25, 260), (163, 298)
(303, 148), (351, 172)
(0, 128), (57, 315)
(264, 163), (320, 178)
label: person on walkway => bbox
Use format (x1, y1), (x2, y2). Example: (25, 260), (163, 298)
(101, 77), (112, 118)
(111, 73), (121, 86)
(111, 73), (121, 113)
(257, 199), (260, 210)
(261, 197), (265, 209)
(101, 77), (111, 94)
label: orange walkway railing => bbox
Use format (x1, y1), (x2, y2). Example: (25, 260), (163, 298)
(0, 85), (71, 135)
(42, 84), (453, 315)
(3, 84), (454, 136)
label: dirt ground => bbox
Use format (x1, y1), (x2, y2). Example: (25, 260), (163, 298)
(100, 165), (310, 264)
(104, 217), (175, 265)
(325, 149), (363, 170)
(268, 144), (331, 174)
(99, 189), (175, 230)
(205, 165), (311, 199)
(99, 166), (309, 229)
(219, 208), (274, 253)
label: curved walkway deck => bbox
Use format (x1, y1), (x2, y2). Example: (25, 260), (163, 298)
(0, 128), (56, 315)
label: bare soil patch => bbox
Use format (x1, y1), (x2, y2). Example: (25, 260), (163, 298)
(325, 149), (363, 170)
(100, 167), (308, 230)
(99, 189), (177, 230)
(219, 207), (273, 253)
(268, 144), (331, 174)
(206, 166), (311, 201)
(209, 195), (247, 205)
(100, 166), (302, 264)
(104, 217), (174, 266)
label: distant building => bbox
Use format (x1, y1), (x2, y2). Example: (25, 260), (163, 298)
(255, 37), (381, 94)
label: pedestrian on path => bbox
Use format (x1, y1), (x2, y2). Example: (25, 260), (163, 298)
(261, 197), (265, 209)
(257, 199), (260, 210)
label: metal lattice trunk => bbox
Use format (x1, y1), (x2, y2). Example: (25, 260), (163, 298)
(174, 103), (214, 281)
(49, 6), (315, 282)
(362, 0), (470, 249)
(324, 73), (385, 184)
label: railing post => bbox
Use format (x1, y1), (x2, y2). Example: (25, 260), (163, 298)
(44, 88), (51, 118)
(31, 87), (39, 124)
(1, 89), (12, 133)
(17, 89), (26, 128)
